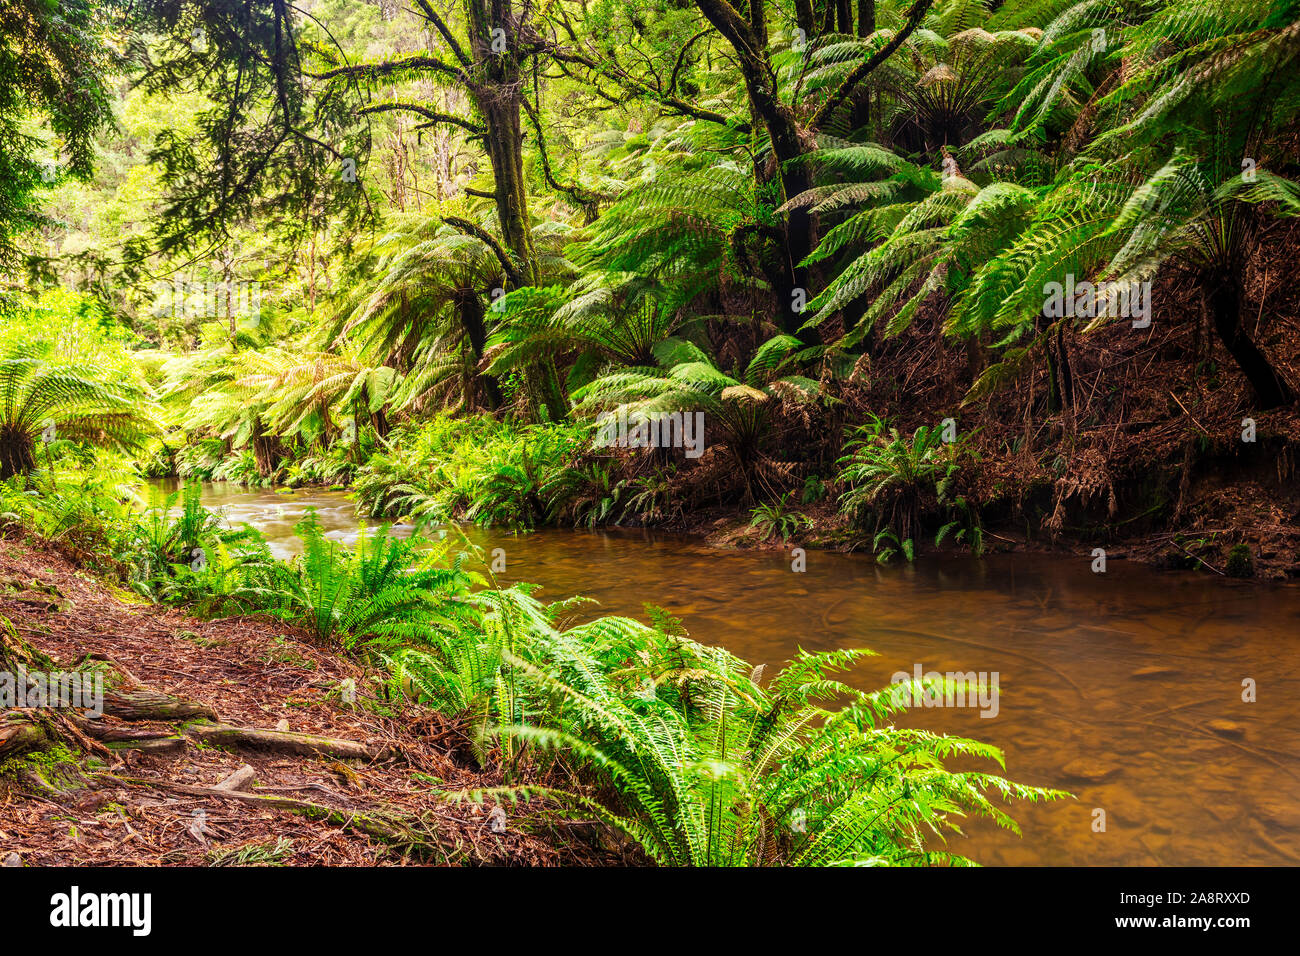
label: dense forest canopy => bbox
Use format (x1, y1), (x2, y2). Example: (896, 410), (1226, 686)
(3, 0), (1300, 558)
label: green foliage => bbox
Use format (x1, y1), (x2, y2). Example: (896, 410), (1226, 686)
(2, 461), (1063, 865)
(327, 218), (513, 413)
(793, 0), (1300, 409)
(541, 458), (630, 529)
(0, 0), (117, 273)
(263, 513), (475, 648)
(0, 465), (137, 569)
(205, 837), (295, 867)
(872, 528), (915, 565)
(131, 480), (225, 578)
(800, 474), (828, 505)
(352, 415), (601, 530)
(1225, 543), (1255, 578)
(837, 416), (962, 547)
(573, 334), (826, 499)
(749, 493), (811, 543)
(454, 618), (1066, 866)
(0, 339), (157, 480)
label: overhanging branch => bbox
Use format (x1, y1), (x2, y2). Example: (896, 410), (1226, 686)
(808, 0), (933, 130)
(358, 102), (484, 135)
(442, 216), (527, 289)
(520, 97), (611, 208)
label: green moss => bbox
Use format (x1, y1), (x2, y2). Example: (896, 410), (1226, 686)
(0, 742), (81, 785)
(1225, 543), (1256, 578)
(175, 629), (220, 647)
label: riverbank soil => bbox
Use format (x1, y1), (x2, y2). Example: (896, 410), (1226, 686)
(0, 539), (619, 866)
(653, 233), (1300, 579)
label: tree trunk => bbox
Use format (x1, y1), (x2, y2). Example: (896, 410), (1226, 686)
(1055, 321), (1074, 409)
(252, 425), (286, 478)
(857, 0), (876, 36)
(461, 0), (586, 422)
(1209, 278), (1295, 409)
(693, 0), (821, 344)
(458, 291), (503, 410)
(527, 360), (569, 422)
(749, 0), (768, 47)
(0, 427), (36, 481)
(479, 97), (537, 284)
(964, 333), (985, 383)
(794, 0), (817, 38)
(467, 1), (537, 285)
(1045, 344), (1061, 413)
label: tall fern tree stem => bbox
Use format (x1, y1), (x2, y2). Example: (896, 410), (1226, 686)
(1209, 278), (1295, 409)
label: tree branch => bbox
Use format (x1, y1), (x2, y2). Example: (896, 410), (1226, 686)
(442, 216), (527, 289)
(520, 97), (611, 208)
(668, 28), (715, 98)
(550, 46), (746, 131)
(411, 0), (473, 68)
(358, 101), (484, 135)
(308, 54), (463, 83)
(808, 0), (933, 130)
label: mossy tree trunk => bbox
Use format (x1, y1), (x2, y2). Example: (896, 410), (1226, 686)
(0, 426), (36, 481)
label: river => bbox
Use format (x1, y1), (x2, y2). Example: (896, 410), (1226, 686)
(153, 480), (1300, 866)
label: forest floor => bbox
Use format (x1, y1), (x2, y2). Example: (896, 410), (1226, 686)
(0, 538), (622, 867)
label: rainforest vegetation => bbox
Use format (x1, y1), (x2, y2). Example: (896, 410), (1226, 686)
(1, 0), (1298, 866)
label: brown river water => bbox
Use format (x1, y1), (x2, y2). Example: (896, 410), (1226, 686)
(162, 480), (1300, 866)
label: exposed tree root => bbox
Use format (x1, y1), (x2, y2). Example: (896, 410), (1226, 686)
(101, 687), (217, 722)
(1, 710), (111, 762)
(0, 539), (617, 866)
(8, 706), (386, 764)
(112, 775), (467, 863)
(0, 711), (49, 760)
(180, 722), (388, 761)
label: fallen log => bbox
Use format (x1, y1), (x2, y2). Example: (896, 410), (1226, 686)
(182, 722), (381, 760)
(103, 688), (218, 722)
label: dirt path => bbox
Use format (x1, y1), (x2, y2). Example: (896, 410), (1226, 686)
(0, 539), (610, 867)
